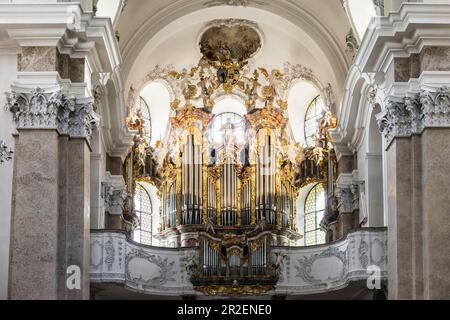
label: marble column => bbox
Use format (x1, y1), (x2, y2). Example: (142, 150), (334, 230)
(421, 128), (450, 298)
(6, 82), (99, 299)
(58, 138), (92, 299)
(384, 138), (415, 299)
(9, 129), (60, 299)
(378, 87), (450, 299)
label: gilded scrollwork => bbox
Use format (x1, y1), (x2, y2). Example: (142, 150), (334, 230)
(195, 284), (275, 296)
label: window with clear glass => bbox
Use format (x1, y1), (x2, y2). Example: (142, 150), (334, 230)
(304, 95), (324, 147)
(304, 183), (326, 246)
(207, 112), (247, 147)
(137, 96), (152, 142)
(133, 183), (153, 245)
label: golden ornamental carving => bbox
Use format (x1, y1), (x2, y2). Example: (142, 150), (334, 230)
(170, 103), (213, 129)
(245, 104), (288, 130)
(195, 284), (275, 297)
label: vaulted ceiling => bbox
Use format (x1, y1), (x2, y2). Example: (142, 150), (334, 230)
(110, 0), (353, 106)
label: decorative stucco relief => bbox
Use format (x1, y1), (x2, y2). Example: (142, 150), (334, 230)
(125, 247), (177, 288)
(294, 246), (348, 285)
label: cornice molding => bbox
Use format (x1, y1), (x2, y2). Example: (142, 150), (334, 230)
(355, 3), (450, 74)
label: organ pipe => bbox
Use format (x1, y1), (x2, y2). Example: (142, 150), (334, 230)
(157, 115), (311, 243)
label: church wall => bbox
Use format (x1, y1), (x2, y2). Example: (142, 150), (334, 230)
(0, 51), (18, 300)
(355, 105), (384, 228)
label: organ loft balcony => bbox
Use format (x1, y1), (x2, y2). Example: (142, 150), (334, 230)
(90, 228), (387, 299)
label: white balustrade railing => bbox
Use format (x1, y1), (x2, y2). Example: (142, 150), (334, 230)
(90, 228), (387, 296)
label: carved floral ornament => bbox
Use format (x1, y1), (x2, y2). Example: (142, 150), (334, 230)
(5, 87), (100, 141)
(376, 87), (450, 146)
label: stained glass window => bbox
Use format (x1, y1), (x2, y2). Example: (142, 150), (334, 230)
(304, 95), (324, 147)
(304, 183), (326, 246)
(133, 183), (153, 245)
(137, 96), (152, 142)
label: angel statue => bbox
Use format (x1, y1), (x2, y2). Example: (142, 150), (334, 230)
(221, 117), (237, 154)
(205, 215), (216, 235)
(253, 216), (268, 233)
(311, 135), (326, 166)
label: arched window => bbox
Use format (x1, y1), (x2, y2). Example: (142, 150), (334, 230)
(133, 183), (153, 245)
(304, 95), (324, 147)
(304, 184), (326, 246)
(136, 96), (152, 142)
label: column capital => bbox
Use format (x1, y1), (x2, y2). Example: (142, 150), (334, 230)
(336, 183), (360, 214)
(376, 86), (450, 147)
(102, 172), (127, 216)
(5, 87), (99, 142)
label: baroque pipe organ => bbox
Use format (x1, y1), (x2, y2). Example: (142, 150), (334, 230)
(123, 19), (338, 292)
(155, 104), (302, 247)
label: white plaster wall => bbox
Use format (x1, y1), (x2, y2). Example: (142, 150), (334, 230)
(366, 107), (384, 227)
(356, 105), (385, 228)
(90, 129), (105, 229)
(0, 52), (17, 300)
(357, 137), (369, 225)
